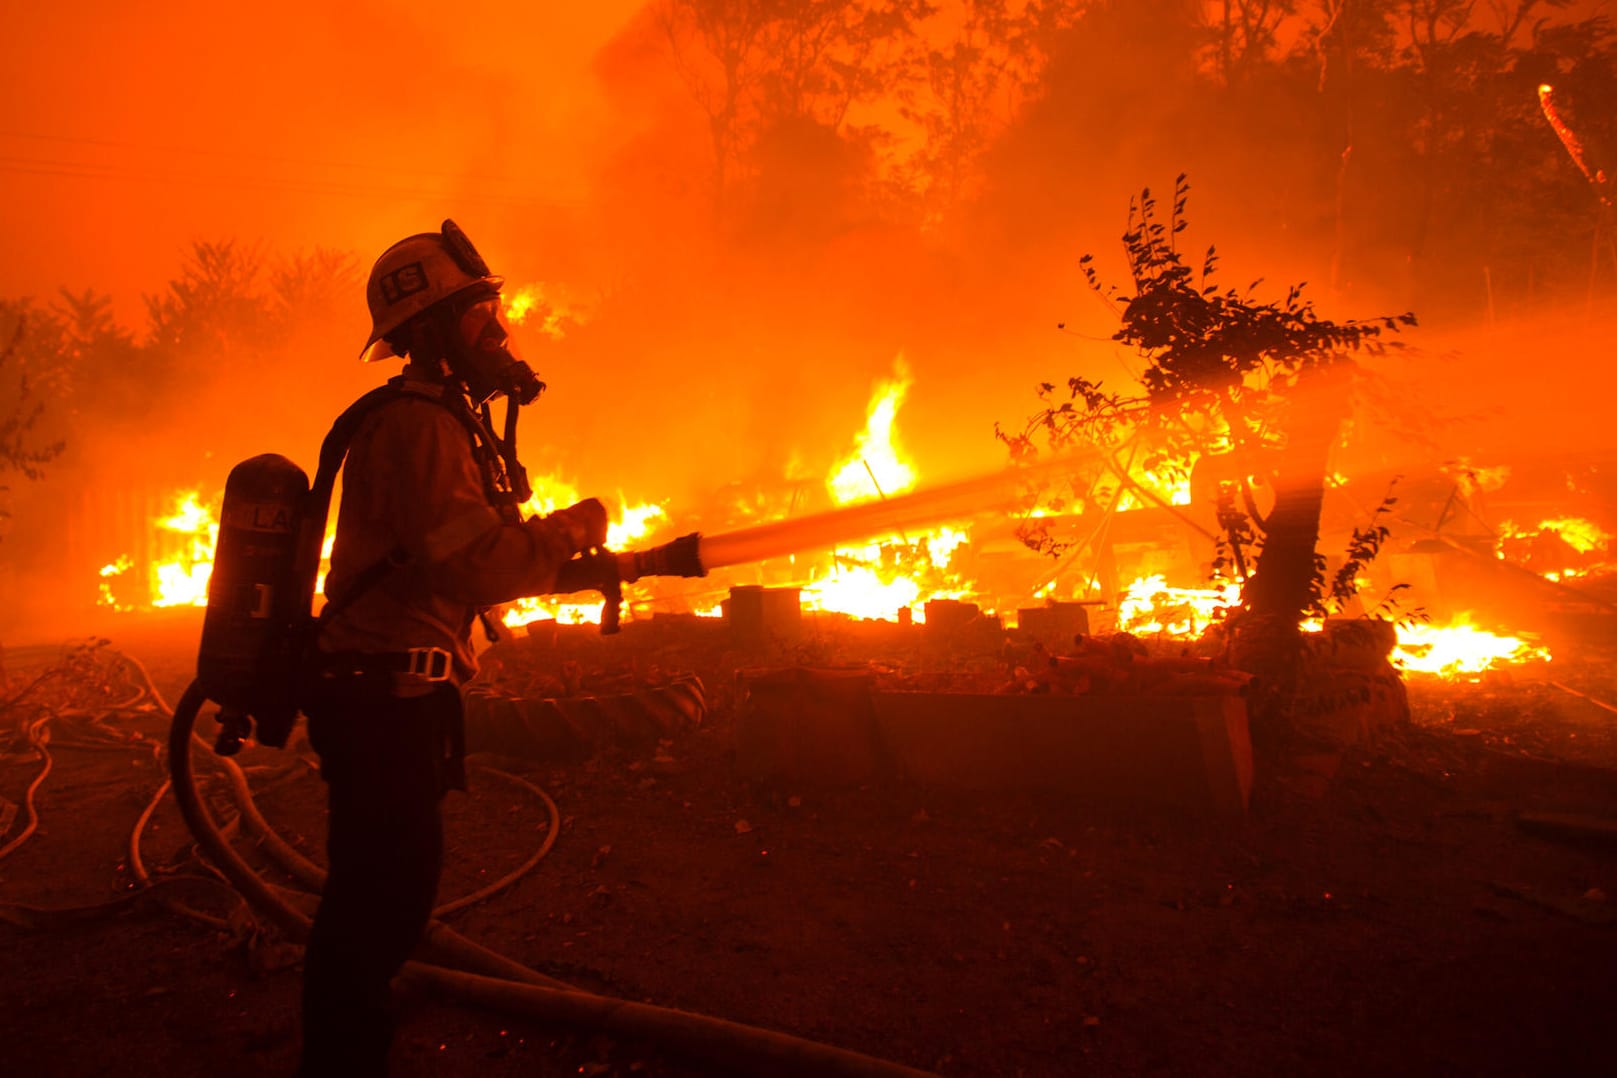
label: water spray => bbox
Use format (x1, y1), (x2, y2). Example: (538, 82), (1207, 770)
(709, 446), (1110, 569)
(572, 451), (1099, 630)
(697, 460), (1047, 569)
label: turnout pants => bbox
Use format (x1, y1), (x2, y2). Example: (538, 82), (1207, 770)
(296, 679), (464, 1078)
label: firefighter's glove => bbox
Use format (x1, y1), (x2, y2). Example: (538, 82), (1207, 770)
(549, 497), (610, 554)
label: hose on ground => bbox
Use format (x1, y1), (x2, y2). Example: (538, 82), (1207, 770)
(1, 650), (152, 864)
(121, 648), (555, 919)
(0, 716), (52, 863)
(161, 679), (573, 991)
(167, 679), (938, 1078)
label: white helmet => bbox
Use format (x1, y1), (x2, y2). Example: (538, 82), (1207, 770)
(359, 220), (502, 361)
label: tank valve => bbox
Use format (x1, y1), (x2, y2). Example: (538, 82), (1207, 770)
(213, 707), (253, 756)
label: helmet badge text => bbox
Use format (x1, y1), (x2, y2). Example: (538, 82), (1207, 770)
(377, 261), (430, 306)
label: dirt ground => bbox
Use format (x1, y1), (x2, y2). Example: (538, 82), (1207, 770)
(3, 611), (1616, 1078)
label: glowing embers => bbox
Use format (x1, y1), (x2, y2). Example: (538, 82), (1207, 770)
(1392, 616), (1551, 678)
(1115, 574), (1241, 638)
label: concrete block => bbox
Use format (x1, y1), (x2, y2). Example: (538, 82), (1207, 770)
(735, 667), (1253, 818)
(736, 667), (884, 785)
(871, 692), (1252, 818)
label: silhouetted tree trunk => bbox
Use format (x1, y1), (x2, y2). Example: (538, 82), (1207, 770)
(1231, 361), (1350, 732)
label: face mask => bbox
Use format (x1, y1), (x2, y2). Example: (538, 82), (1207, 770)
(451, 298), (545, 405)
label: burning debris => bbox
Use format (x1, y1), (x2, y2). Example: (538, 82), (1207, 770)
(81, 328), (1578, 697)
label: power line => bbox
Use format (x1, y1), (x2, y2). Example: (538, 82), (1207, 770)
(0, 128), (560, 189)
(0, 151), (576, 210)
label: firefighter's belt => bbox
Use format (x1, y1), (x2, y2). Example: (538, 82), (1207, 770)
(316, 647), (454, 685)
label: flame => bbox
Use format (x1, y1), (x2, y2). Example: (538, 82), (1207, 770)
(1443, 459), (1511, 495)
(1533, 516), (1610, 555)
(1393, 615), (1551, 677)
(1116, 574), (1241, 637)
(151, 491), (219, 607)
(828, 356), (916, 504)
(518, 474), (667, 549)
(502, 475), (670, 628)
(801, 526), (971, 622)
(1113, 464), (1193, 510)
(795, 364), (980, 622)
(609, 502), (668, 550)
(501, 282), (585, 340)
(805, 562), (924, 620)
(314, 532), (336, 598)
(97, 555), (134, 610)
(502, 594), (609, 627)
(502, 286), (540, 324)
(1501, 515), (1612, 555)
(1498, 515), (1612, 582)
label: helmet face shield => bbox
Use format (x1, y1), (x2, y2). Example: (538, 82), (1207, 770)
(458, 299), (520, 362)
(450, 297), (545, 406)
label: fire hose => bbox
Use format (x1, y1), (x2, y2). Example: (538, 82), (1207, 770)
(166, 684), (937, 1076)
(161, 456), (1083, 1071)
(168, 531), (938, 1075)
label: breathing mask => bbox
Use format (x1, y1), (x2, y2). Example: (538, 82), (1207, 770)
(449, 297), (546, 406)
(431, 220), (546, 406)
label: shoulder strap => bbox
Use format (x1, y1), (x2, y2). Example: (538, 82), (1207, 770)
(306, 377), (523, 619)
(300, 380), (414, 618)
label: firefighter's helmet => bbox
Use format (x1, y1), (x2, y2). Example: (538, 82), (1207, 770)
(360, 220), (502, 361)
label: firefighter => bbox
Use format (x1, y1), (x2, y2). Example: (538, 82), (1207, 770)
(297, 221), (606, 1076)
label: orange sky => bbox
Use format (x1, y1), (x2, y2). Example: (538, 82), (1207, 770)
(0, 1), (642, 323)
(2, 1), (1612, 493)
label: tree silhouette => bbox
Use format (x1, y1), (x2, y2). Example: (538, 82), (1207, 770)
(0, 310), (69, 534)
(144, 240), (272, 357)
(654, 0), (931, 221)
(1000, 178), (1415, 730)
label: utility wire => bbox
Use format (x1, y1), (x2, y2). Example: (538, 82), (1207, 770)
(0, 128), (559, 187)
(0, 150), (574, 209)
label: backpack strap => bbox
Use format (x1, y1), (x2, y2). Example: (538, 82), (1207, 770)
(302, 377), (526, 627)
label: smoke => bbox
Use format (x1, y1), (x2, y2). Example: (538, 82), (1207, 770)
(3, 0), (1616, 637)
